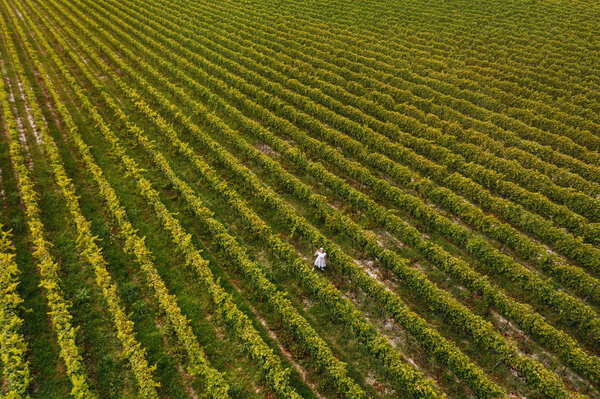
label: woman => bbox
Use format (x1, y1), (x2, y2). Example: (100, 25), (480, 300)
(313, 248), (327, 271)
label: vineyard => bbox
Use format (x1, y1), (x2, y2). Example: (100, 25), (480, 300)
(0, 0), (599, 397)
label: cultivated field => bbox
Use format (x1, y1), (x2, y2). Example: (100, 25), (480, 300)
(1, 0), (599, 397)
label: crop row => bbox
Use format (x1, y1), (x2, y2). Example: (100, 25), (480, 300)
(244, 1), (600, 159)
(0, 225), (32, 398)
(36, 1), (463, 396)
(190, 0), (600, 199)
(182, 10), (600, 272)
(127, 0), (600, 264)
(45, 0), (514, 396)
(309, 1), (600, 116)
(145, 0), (600, 220)
(120, 0), (600, 330)
(1, 11), (163, 396)
(48, 0), (587, 395)
(263, 0), (600, 112)
(35, 7), (373, 397)
(134, 0), (600, 306)
(268, 6), (600, 132)
(226, 3), (595, 217)
(284, 7), (599, 134)
(0, 21), (96, 397)
(196, 0), (600, 183)
(204, 0), (600, 169)
(29, 0), (600, 396)
(10, 4), (233, 397)
(307, 0), (598, 74)
(80, 0), (600, 382)
(31, 18), (300, 399)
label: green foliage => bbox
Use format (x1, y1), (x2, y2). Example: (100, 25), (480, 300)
(3, 0), (600, 397)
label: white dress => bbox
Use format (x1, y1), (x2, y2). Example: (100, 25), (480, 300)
(314, 251), (326, 269)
